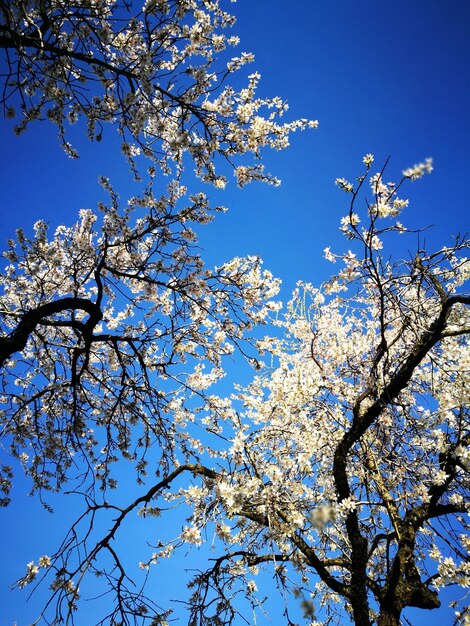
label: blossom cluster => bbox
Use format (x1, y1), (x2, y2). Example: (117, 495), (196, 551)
(1, 0), (317, 183)
(0, 179), (281, 499)
(168, 160), (469, 624)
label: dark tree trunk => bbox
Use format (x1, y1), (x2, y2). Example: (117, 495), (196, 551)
(351, 598), (373, 626)
(349, 554), (373, 626)
(377, 606), (401, 626)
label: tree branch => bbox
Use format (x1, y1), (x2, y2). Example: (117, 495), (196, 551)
(0, 296), (102, 367)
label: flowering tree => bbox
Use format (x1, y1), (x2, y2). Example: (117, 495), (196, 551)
(163, 157), (468, 626)
(0, 1), (314, 624)
(0, 0), (315, 183)
(3, 152), (469, 626)
(1, 2), (469, 626)
(0, 176), (283, 624)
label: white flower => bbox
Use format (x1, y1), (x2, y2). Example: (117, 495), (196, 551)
(438, 556), (457, 581)
(181, 525), (203, 546)
(402, 158), (433, 180)
(39, 555), (51, 568)
(335, 177), (354, 193)
(247, 579), (258, 594)
(370, 235), (383, 251)
(338, 497), (357, 515)
(324, 247), (336, 263)
(214, 177), (227, 189)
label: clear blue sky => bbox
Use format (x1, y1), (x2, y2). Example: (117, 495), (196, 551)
(0, 1), (469, 624)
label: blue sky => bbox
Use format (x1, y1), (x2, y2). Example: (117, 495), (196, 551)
(1, 0), (469, 624)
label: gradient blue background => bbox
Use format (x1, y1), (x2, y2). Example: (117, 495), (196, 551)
(0, 1), (469, 624)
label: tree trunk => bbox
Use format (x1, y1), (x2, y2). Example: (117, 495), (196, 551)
(349, 575), (373, 626)
(351, 600), (374, 626)
(377, 608), (401, 626)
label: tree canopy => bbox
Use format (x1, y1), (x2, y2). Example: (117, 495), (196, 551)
(0, 2), (469, 626)
(0, 0), (315, 183)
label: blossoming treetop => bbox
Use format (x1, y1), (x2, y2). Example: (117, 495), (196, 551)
(0, 0), (316, 184)
(0, 2), (469, 626)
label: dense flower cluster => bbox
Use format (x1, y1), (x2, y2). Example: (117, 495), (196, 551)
(160, 160), (469, 625)
(0, 178), (281, 500)
(2, 160), (469, 626)
(0, 0), (317, 182)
